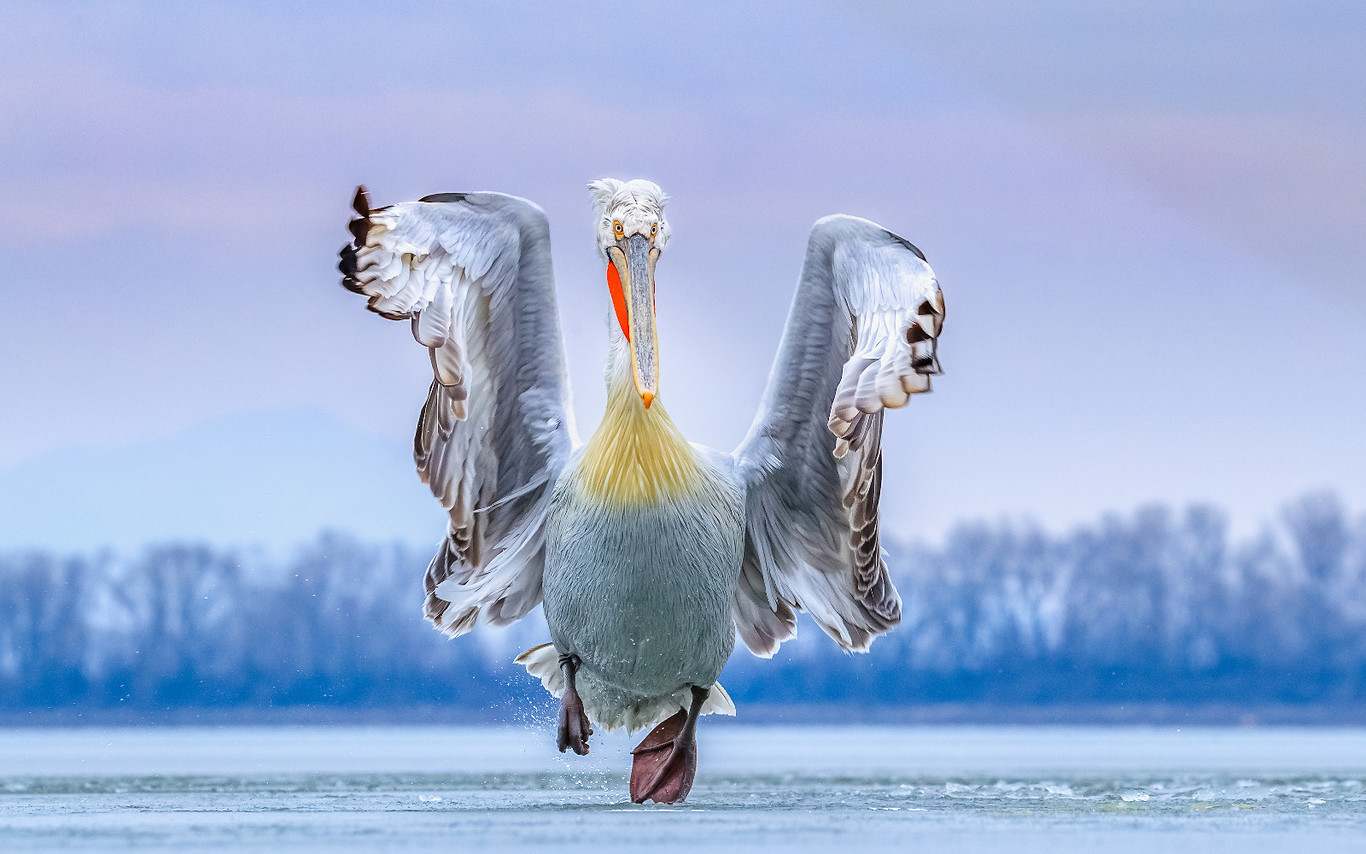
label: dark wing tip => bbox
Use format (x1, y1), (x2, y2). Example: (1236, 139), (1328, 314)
(419, 192), (470, 204)
(338, 243), (359, 283)
(348, 215), (369, 248)
(341, 186), (371, 291)
(371, 304), (411, 321)
(346, 186), (373, 250)
(886, 229), (927, 263)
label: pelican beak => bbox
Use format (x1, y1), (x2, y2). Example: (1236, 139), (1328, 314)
(607, 234), (659, 408)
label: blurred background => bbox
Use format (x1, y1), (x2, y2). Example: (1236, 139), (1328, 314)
(1, 0), (1364, 722)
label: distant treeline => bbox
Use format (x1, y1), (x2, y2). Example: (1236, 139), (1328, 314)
(2, 492), (1364, 719)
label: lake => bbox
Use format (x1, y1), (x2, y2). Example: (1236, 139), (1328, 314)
(2, 723), (1364, 852)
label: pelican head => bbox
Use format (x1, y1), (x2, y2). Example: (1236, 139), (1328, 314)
(590, 178), (670, 408)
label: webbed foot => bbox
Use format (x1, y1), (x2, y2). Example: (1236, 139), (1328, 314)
(629, 710), (695, 803)
(629, 685), (708, 804)
(556, 654), (592, 755)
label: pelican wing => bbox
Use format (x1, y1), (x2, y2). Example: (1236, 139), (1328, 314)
(732, 215), (945, 655)
(339, 187), (575, 636)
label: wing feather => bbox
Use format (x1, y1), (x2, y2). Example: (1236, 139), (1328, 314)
(732, 215), (945, 654)
(340, 186), (575, 636)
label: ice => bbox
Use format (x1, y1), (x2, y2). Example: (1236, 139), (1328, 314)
(1, 725), (1365, 852)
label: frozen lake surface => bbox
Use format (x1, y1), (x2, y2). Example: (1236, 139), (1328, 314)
(2, 723), (1365, 852)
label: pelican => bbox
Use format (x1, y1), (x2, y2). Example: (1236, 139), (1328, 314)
(338, 179), (945, 803)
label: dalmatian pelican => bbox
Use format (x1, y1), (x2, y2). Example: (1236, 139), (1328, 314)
(338, 178), (945, 804)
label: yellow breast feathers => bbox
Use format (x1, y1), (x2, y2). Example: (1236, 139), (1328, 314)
(577, 384), (704, 505)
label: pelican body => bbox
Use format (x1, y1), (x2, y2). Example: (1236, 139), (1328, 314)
(338, 178), (946, 803)
(543, 437), (743, 731)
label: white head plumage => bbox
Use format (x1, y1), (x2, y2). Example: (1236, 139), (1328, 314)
(589, 178), (671, 259)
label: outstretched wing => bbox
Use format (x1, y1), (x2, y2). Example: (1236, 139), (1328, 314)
(339, 186), (576, 636)
(732, 215), (945, 655)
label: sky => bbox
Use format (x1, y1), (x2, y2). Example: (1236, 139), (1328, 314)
(1, 0), (1363, 552)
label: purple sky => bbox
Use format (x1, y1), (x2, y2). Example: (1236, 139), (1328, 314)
(2, 1), (1363, 550)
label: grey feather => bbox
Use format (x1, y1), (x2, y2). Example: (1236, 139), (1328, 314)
(732, 214), (945, 654)
(339, 187), (576, 636)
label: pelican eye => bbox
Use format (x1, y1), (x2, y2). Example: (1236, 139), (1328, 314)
(650, 223), (658, 236)
(613, 221), (624, 236)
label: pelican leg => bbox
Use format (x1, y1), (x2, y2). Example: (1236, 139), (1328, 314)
(629, 685), (707, 804)
(556, 653), (592, 755)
